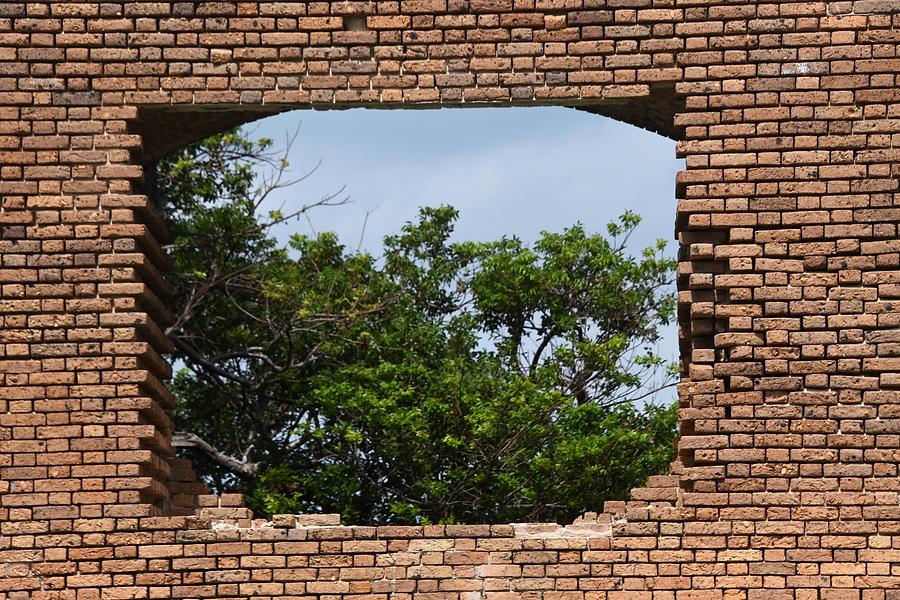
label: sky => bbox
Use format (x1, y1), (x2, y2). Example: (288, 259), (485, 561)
(248, 106), (685, 399)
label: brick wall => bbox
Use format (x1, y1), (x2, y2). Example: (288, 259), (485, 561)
(3, 1), (900, 598)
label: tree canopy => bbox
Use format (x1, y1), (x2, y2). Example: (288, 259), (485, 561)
(161, 128), (680, 525)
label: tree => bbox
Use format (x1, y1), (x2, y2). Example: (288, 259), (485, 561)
(161, 128), (680, 525)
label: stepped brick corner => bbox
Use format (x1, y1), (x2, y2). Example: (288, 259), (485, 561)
(3, 1), (900, 598)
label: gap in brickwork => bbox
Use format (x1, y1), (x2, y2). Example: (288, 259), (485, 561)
(138, 106), (687, 523)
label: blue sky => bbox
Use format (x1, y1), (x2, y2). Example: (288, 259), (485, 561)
(250, 106), (684, 397)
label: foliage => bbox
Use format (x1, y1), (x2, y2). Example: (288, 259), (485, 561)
(162, 128), (680, 524)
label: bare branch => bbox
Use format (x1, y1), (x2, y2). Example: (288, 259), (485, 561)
(356, 206), (378, 253)
(172, 431), (260, 478)
(169, 334), (254, 387)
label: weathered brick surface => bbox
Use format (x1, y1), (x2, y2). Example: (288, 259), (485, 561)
(3, 0), (900, 598)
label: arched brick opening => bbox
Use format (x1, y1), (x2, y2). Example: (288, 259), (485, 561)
(123, 77), (690, 514)
(131, 85), (684, 165)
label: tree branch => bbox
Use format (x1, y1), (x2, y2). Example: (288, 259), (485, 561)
(169, 334), (255, 387)
(172, 431), (260, 478)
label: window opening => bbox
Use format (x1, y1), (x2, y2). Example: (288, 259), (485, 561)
(156, 106), (685, 525)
